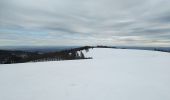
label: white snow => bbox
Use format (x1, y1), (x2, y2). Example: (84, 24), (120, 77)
(0, 48), (170, 100)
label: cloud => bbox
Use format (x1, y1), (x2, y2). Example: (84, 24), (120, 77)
(0, 0), (170, 46)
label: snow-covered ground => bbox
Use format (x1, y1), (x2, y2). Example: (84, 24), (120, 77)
(0, 48), (170, 100)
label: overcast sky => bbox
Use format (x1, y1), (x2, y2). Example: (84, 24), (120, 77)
(0, 0), (170, 46)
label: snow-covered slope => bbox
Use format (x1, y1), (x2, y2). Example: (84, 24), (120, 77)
(0, 48), (170, 100)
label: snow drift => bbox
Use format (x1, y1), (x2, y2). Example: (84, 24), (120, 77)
(0, 48), (170, 100)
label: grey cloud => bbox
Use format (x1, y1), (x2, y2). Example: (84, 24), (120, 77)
(0, 0), (170, 46)
(152, 13), (170, 23)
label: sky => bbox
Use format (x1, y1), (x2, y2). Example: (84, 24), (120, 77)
(0, 0), (170, 46)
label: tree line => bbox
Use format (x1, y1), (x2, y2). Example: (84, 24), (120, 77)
(0, 46), (93, 64)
